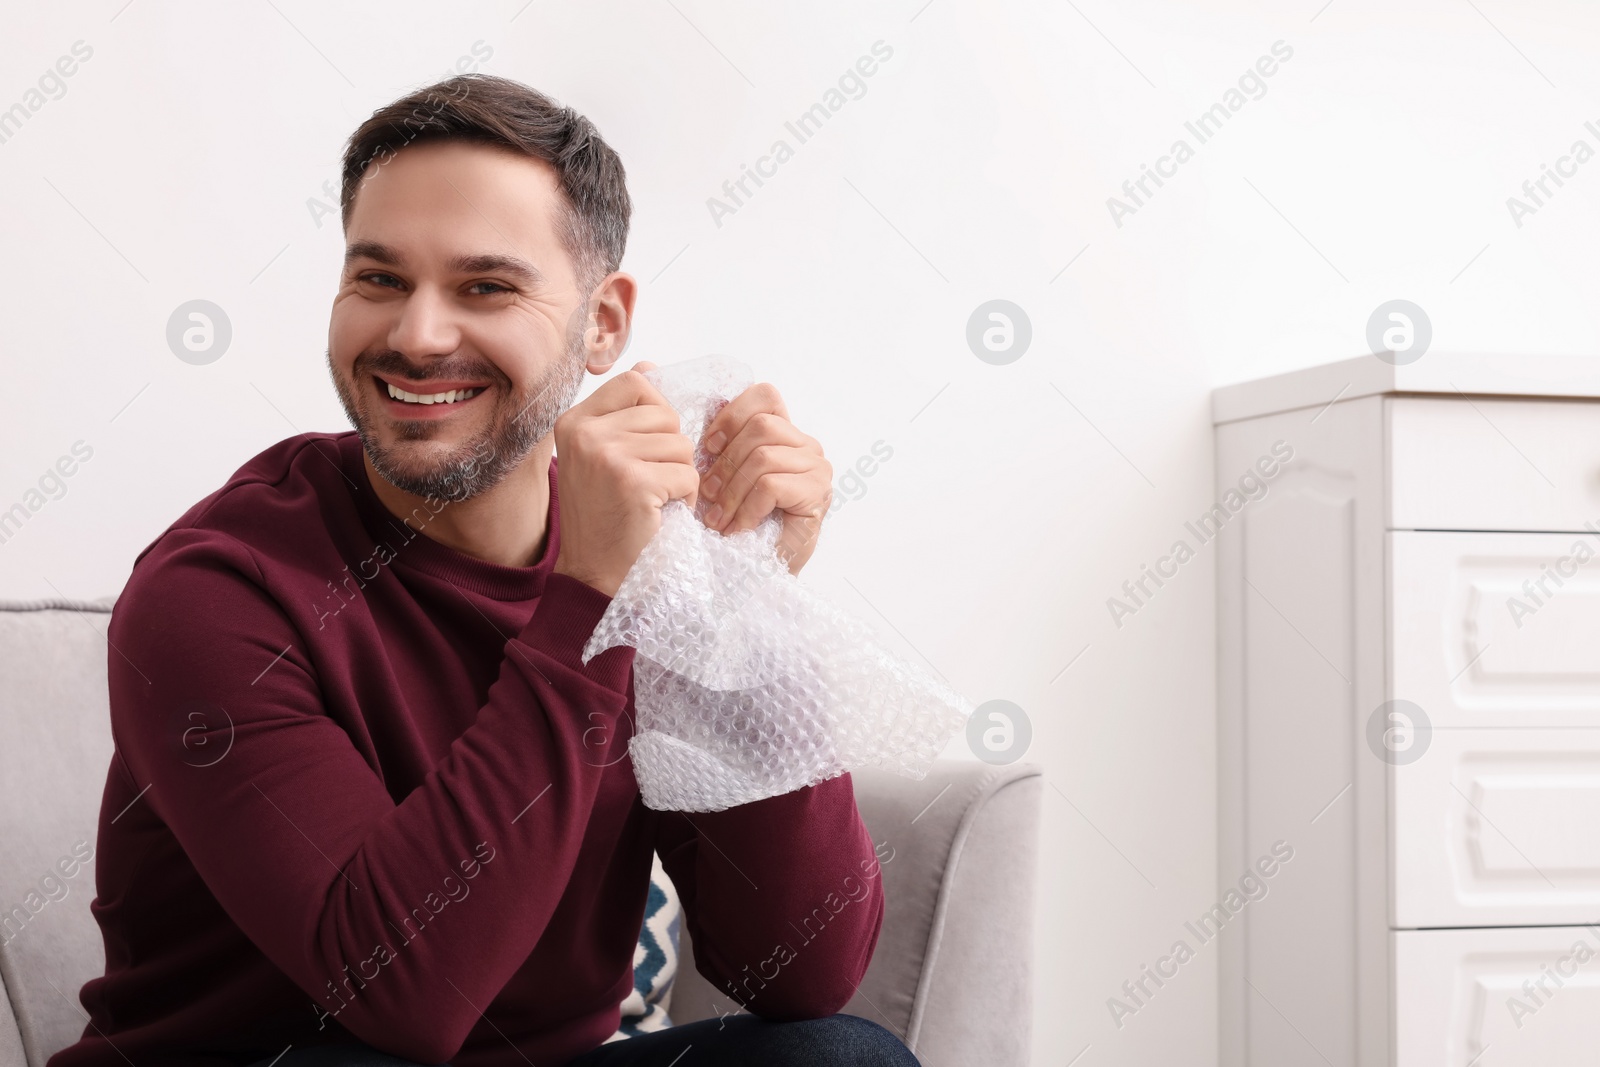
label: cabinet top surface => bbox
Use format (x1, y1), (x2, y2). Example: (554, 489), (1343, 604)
(1212, 353), (1600, 424)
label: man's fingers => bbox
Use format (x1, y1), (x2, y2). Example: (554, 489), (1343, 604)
(704, 439), (813, 530)
(702, 382), (789, 457)
(580, 366), (672, 417)
(709, 417), (810, 484)
(711, 464), (825, 535)
(654, 458), (700, 510)
(777, 506), (827, 572)
(703, 416), (817, 527)
(619, 432), (696, 465)
(590, 402), (684, 437)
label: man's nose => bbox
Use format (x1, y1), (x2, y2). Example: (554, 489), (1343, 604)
(388, 286), (461, 360)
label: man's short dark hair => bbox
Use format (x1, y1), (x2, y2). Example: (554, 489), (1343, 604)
(340, 74), (631, 293)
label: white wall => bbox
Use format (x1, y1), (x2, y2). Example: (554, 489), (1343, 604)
(5, 1), (1600, 1063)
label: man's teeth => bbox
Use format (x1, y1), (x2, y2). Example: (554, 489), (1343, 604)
(385, 382), (482, 405)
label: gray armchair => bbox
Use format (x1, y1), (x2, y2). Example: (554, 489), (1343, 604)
(0, 598), (1040, 1067)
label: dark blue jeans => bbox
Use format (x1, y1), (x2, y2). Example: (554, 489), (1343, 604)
(244, 1013), (921, 1066)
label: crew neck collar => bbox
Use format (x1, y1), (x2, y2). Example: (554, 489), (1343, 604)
(338, 431), (559, 602)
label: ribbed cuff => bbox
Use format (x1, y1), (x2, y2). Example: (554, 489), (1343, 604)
(517, 572), (634, 693)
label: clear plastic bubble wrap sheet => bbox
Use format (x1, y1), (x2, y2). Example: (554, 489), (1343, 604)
(581, 357), (971, 812)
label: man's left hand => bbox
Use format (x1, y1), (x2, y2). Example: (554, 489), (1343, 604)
(698, 382), (831, 574)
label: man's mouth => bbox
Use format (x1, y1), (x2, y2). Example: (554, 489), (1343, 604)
(384, 381), (483, 404)
(372, 373), (489, 414)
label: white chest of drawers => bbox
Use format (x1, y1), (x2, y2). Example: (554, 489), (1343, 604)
(1214, 355), (1600, 1067)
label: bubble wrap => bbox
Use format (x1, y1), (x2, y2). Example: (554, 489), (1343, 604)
(580, 356), (971, 812)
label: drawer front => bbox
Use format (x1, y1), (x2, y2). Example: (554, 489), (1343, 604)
(1391, 531), (1600, 729)
(1396, 926), (1600, 1067)
(1389, 397), (1600, 532)
(1394, 728), (1600, 927)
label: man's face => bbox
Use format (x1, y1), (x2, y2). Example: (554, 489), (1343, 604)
(328, 140), (590, 502)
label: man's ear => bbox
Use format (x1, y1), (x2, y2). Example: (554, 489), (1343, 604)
(579, 271), (637, 375)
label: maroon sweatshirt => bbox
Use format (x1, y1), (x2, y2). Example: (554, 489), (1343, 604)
(48, 431), (885, 1067)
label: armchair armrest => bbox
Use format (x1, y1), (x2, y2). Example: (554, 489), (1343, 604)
(670, 760), (1042, 1066)
(0, 968), (27, 1067)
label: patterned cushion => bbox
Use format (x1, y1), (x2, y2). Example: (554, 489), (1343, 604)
(607, 851), (681, 1040)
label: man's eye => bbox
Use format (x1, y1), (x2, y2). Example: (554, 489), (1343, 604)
(468, 281), (510, 295)
(360, 272), (402, 288)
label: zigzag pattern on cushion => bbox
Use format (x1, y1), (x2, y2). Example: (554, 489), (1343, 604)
(606, 851), (682, 1041)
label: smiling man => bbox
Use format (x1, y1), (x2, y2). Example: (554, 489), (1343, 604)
(48, 75), (917, 1067)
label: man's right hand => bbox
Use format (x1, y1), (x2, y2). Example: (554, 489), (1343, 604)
(551, 362), (698, 598)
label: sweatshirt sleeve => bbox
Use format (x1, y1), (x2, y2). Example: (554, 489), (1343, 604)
(106, 530), (632, 1065)
(654, 773), (886, 1020)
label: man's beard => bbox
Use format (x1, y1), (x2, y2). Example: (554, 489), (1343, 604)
(329, 320), (587, 504)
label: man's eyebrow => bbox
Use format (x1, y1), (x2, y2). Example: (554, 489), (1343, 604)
(343, 241), (546, 288)
(448, 252), (547, 288)
(344, 240), (403, 274)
